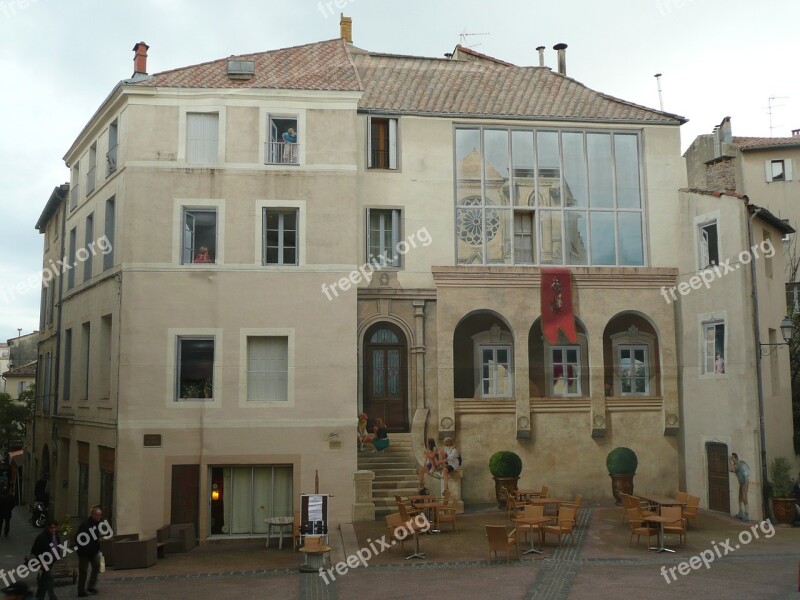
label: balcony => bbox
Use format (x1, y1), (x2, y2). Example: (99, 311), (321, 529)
(265, 141), (299, 165)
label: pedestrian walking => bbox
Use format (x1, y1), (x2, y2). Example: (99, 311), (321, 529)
(0, 486), (15, 537)
(31, 520), (60, 600)
(76, 507), (104, 597)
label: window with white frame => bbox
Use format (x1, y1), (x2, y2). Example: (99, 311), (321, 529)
(70, 164), (80, 211)
(367, 208), (401, 267)
(186, 113), (219, 164)
(703, 321), (725, 374)
(83, 213), (94, 283)
(106, 119), (118, 176)
(368, 117), (398, 169)
(618, 345), (648, 395)
(67, 227), (76, 289)
(266, 116), (298, 165)
(765, 159), (793, 182)
(87, 143), (97, 195)
(263, 209), (298, 265)
(182, 209), (217, 264)
(699, 221), (719, 268)
(246, 336), (288, 401)
(480, 346), (512, 397)
(17, 381), (28, 396)
(177, 337), (214, 400)
(550, 346), (581, 396)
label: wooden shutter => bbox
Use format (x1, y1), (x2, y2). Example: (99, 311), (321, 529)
(77, 441), (89, 464)
(187, 113), (218, 163)
(764, 160), (773, 182)
(98, 446), (115, 473)
(389, 118), (398, 169)
(785, 159), (793, 181)
(248, 337), (288, 401)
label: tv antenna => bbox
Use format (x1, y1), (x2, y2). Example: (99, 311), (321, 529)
(654, 73), (664, 111)
(765, 95), (789, 136)
(459, 30), (490, 48)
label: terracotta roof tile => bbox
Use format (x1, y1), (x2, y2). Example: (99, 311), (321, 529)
(731, 136), (800, 151)
(2, 361), (36, 378)
(135, 38), (362, 92)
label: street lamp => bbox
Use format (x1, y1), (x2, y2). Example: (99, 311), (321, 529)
(759, 316), (795, 356)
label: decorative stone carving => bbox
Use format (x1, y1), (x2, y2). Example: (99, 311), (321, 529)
(517, 416), (530, 429)
(664, 412), (679, 436)
(440, 417), (454, 430)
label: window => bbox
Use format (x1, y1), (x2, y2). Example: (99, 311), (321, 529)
(83, 214), (94, 283)
(703, 322), (725, 374)
(70, 164), (80, 211)
(182, 209), (217, 265)
(99, 315), (112, 399)
(86, 143), (97, 195)
(263, 209), (298, 265)
(368, 117), (398, 169)
(266, 116), (298, 165)
(186, 113), (219, 164)
(209, 465), (292, 535)
(480, 346), (512, 397)
(699, 221), (719, 268)
(177, 337), (214, 400)
(764, 230), (773, 278)
(550, 346), (580, 396)
(17, 381), (28, 397)
(67, 228), (76, 289)
(106, 119), (118, 176)
(766, 159), (793, 182)
(455, 128), (643, 266)
(618, 345), (648, 395)
(367, 209), (401, 267)
(77, 449), (89, 521)
(103, 197), (115, 271)
(81, 321), (90, 400)
(63, 328), (72, 402)
(247, 337), (288, 401)
(46, 282), (54, 326)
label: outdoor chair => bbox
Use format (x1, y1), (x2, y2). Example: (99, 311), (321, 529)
(395, 495), (422, 518)
(683, 494), (700, 529)
(562, 493), (583, 514)
(661, 506), (687, 547)
(436, 495), (458, 531)
(292, 510), (301, 551)
(113, 537), (158, 570)
(627, 508), (659, 548)
(676, 491), (689, 504)
(385, 513), (407, 550)
(620, 493), (656, 523)
(485, 525), (519, 562)
(540, 506), (576, 547)
(99, 533), (139, 567)
(505, 493), (524, 521)
(156, 523), (197, 554)
(519, 504), (547, 544)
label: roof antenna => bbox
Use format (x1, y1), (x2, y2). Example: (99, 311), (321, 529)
(765, 96), (789, 137)
(459, 29), (490, 49)
(654, 73), (664, 111)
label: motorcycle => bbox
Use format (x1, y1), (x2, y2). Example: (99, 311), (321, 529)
(29, 501), (47, 528)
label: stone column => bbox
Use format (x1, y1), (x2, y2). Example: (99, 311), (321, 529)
(412, 301), (426, 410)
(352, 470), (375, 522)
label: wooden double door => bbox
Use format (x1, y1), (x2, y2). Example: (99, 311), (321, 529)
(363, 323), (409, 433)
(706, 442), (730, 513)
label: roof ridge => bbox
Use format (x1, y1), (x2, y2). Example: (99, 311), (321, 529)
(341, 38), (364, 92)
(453, 44), (515, 67)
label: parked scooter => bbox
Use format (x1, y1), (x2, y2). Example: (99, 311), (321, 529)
(29, 501), (47, 528)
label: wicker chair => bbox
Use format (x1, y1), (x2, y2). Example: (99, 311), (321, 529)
(385, 512), (407, 550)
(436, 496), (458, 531)
(661, 506), (687, 547)
(627, 507), (658, 547)
(683, 495), (700, 529)
(519, 504), (547, 544)
(540, 506), (576, 547)
(485, 525), (519, 562)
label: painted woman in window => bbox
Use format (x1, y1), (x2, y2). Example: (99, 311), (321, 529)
(282, 128), (297, 163)
(194, 246), (212, 263)
(714, 353), (725, 374)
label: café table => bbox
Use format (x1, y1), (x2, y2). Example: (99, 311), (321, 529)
(413, 500), (446, 533)
(264, 516), (294, 549)
(511, 516), (553, 555)
(643, 514), (679, 553)
(404, 520), (427, 560)
(638, 495), (687, 512)
(515, 489), (546, 502)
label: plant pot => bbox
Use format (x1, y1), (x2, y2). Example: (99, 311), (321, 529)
(770, 497), (796, 525)
(609, 473), (635, 505)
(493, 476), (520, 508)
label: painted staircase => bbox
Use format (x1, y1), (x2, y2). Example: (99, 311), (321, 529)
(357, 433), (419, 517)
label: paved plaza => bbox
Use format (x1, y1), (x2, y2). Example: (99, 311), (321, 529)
(0, 502), (797, 599)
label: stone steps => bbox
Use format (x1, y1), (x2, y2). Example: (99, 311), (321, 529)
(358, 433), (419, 517)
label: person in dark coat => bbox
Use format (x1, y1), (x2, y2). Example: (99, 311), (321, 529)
(76, 507), (104, 597)
(1, 581), (34, 599)
(0, 486), (15, 537)
(30, 520), (60, 600)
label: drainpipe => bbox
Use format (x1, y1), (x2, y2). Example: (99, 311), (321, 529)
(746, 201), (770, 521)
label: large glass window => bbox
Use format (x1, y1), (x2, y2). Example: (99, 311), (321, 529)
(182, 209), (217, 265)
(177, 337), (214, 400)
(455, 127), (644, 266)
(263, 209), (298, 265)
(367, 209), (401, 267)
(209, 466), (292, 536)
(704, 322), (725, 374)
(619, 345), (648, 395)
(551, 346), (580, 396)
(480, 346), (512, 397)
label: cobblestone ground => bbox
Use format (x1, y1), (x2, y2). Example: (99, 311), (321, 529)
(3, 509), (798, 599)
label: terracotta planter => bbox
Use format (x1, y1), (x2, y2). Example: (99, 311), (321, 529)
(770, 497), (796, 525)
(609, 473), (635, 505)
(493, 476), (520, 508)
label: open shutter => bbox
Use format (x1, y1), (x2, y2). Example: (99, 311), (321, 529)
(765, 160), (773, 182)
(391, 209), (400, 265)
(367, 118), (373, 168)
(389, 119), (398, 169)
(785, 159), (793, 182)
(183, 212), (195, 264)
(700, 228), (709, 268)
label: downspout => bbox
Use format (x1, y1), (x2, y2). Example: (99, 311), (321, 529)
(746, 201), (770, 521)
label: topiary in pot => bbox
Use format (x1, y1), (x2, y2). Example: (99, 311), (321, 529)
(768, 457), (796, 525)
(489, 451), (523, 508)
(606, 447), (638, 505)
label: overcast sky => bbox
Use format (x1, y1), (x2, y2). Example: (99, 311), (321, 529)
(0, 0), (797, 342)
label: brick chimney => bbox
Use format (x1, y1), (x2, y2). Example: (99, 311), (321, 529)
(340, 14), (352, 43)
(553, 43), (567, 75)
(132, 42), (149, 76)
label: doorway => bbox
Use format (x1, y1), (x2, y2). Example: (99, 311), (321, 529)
(363, 323), (409, 432)
(706, 442), (730, 513)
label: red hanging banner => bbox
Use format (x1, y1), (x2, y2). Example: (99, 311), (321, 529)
(540, 268), (578, 344)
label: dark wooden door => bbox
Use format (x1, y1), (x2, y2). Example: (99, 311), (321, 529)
(364, 324), (408, 432)
(706, 442), (730, 513)
(171, 465), (200, 532)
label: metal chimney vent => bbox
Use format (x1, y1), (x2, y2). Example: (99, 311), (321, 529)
(227, 59), (255, 80)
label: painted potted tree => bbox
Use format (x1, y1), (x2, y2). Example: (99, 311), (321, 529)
(607, 447), (638, 505)
(768, 457), (796, 525)
(489, 451), (523, 509)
